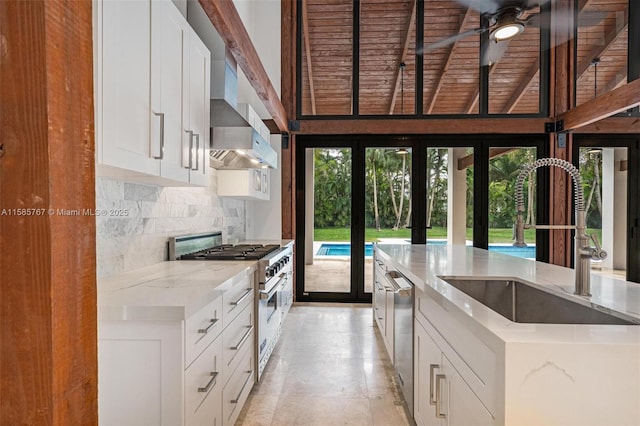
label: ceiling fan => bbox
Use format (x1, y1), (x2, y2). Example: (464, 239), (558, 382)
(423, 0), (598, 66)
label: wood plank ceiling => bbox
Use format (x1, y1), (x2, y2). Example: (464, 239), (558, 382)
(300, 0), (630, 117)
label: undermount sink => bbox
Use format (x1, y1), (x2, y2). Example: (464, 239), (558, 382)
(439, 277), (637, 325)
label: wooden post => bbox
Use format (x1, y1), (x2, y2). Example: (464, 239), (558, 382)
(0, 1), (97, 424)
(281, 0), (296, 240)
(548, 0), (575, 267)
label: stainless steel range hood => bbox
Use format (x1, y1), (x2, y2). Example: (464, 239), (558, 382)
(210, 127), (277, 169)
(187, 0), (277, 169)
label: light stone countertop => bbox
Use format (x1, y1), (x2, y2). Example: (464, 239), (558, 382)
(98, 260), (256, 322)
(98, 239), (293, 322)
(376, 243), (640, 344)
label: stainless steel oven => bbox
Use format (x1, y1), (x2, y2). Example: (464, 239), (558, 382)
(256, 245), (292, 379)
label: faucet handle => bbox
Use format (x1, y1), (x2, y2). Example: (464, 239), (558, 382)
(589, 233), (607, 260)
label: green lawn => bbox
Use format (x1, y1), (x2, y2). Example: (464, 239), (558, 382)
(314, 227), (601, 244)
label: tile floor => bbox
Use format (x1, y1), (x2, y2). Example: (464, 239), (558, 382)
(236, 303), (413, 426)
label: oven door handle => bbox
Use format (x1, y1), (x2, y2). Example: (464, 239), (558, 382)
(260, 278), (282, 300)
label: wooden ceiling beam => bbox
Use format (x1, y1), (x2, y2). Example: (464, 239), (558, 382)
(575, 116), (640, 133)
(557, 77), (640, 131)
(197, 0), (289, 132)
(457, 147), (516, 170)
(576, 6), (628, 78)
(426, 7), (473, 114)
(388, 0), (417, 114)
(296, 117), (547, 134)
(301, 0), (317, 115)
(598, 68), (627, 96)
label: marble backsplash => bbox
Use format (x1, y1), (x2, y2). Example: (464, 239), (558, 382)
(96, 172), (245, 278)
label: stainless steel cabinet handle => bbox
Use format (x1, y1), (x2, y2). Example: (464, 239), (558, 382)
(260, 282), (279, 300)
(429, 364), (439, 405)
(197, 318), (219, 334)
(197, 371), (218, 393)
(230, 370), (253, 403)
(185, 130), (193, 169)
(230, 325), (253, 350)
(153, 112), (165, 159)
(230, 288), (252, 306)
(435, 374), (446, 419)
(280, 276), (289, 289)
(384, 272), (403, 292)
(192, 133), (199, 171)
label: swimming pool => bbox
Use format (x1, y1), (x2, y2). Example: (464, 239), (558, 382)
(316, 242), (536, 259)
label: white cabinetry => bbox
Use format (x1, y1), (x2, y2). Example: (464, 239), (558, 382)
(372, 254), (394, 363)
(217, 169), (270, 200)
(97, 0), (157, 176)
(98, 269), (255, 426)
(95, 0), (209, 186)
(414, 318), (494, 426)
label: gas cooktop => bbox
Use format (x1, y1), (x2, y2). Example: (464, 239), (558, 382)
(179, 243), (281, 261)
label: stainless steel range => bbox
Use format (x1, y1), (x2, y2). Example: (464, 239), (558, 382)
(169, 232), (293, 380)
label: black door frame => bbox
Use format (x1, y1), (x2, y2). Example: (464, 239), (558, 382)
(572, 135), (640, 283)
(294, 134), (550, 303)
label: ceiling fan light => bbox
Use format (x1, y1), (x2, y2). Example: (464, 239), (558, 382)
(490, 22), (524, 41)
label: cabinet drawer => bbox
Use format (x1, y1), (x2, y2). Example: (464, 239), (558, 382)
(222, 304), (254, 386)
(373, 282), (386, 334)
(222, 346), (255, 426)
(416, 288), (498, 417)
(184, 335), (222, 426)
(185, 296), (223, 368)
(222, 278), (253, 328)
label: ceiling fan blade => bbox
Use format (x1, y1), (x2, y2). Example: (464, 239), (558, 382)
(524, 0), (554, 10)
(423, 28), (485, 52)
(481, 39), (510, 66)
(454, 0), (501, 15)
(528, 9), (607, 29)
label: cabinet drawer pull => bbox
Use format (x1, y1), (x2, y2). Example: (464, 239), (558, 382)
(192, 133), (200, 171)
(230, 288), (252, 306)
(153, 112), (165, 160)
(435, 374), (446, 419)
(230, 325), (253, 350)
(230, 370), (253, 403)
(197, 371), (219, 393)
(184, 130), (194, 169)
(429, 364), (439, 405)
(197, 318), (219, 334)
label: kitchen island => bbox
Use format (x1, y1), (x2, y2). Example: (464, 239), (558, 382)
(375, 243), (640, 426)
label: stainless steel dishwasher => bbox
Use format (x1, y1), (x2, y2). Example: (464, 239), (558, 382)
(384, 268), (414, 416)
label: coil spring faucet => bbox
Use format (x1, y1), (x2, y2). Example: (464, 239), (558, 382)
(513, 157), (606, 297)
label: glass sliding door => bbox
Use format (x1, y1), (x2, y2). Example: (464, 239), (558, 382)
(427, 147), (474, 245)
(577, 146), (629, 279)
(488, 147), (538, 260)
(365, 147), (412, 294)
(303, 147), (353, 294)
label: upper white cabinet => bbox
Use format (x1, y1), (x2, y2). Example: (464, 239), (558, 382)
(95, 0), (210, 186)
(185, 33), (211, 186)
(97, 0), (158, 176)
(217, 169), (270, 200)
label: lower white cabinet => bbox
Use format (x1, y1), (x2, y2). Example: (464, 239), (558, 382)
(222, 340), (255, 425)
(414, 319), (494, 426)
(99, 321), (183, 425)
(98, 272), (255, 425)
(185, 336), (223, 426)
(372, 254), (394, 363)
